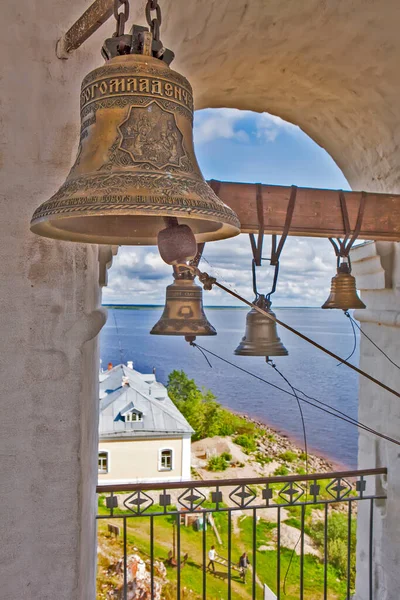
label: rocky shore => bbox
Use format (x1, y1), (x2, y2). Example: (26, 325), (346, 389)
(240, 412), (339, 473)
(191, 411), (344, 481)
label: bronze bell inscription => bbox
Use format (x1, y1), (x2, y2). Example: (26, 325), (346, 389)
(30, 54), (239, 246)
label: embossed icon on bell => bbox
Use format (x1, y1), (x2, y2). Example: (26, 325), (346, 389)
(30, 19), (240, 245)
(150, 270), (216, 342)
(235, 295), (288, 361)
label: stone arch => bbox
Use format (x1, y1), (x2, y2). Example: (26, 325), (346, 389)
(129, 0), (400, 193)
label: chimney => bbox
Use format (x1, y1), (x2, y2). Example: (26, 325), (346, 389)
(127, 360), (134, 369)
(107, 362), (113, 371)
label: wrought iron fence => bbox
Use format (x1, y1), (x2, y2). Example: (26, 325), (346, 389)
(96, 468), (386, 600)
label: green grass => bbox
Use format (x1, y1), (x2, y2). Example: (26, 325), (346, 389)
(273, 465), (290, 476)
(278, 451), (298, 463)
(207, 454), (230, 471)
(237, 516), (347, 600)
(253, 451), (273, 466)
(233, 433), (258, 452)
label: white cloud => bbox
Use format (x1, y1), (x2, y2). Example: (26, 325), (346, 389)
(103, 235), (337, 307)
(255, 112), (299, 142)
(194, 108), (299, 146)
(102, 108), (343, 308)
(194, 108), (249, 145)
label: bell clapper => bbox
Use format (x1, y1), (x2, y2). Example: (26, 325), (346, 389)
(157, 219), (198, 266)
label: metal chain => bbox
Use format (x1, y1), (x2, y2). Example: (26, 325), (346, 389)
(113, 0), (130, 37)
(145, 0), (162, 41)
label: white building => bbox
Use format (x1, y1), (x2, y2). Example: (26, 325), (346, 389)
(98, 363), (193, 484)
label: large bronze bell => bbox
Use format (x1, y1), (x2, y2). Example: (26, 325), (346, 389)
(150, 271), (216, 341)
(322, 262), (366, 310)
(235, 295), (288, 360)
(30, 38), (239, 245)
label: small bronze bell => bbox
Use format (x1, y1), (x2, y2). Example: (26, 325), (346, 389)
(322, 262), (366, 310)
(150, 271), (216, 341)
(30, 28), (239, 245)
(235, 295), (288, 360)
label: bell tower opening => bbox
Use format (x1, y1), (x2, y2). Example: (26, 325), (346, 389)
(101, 108), (359, 470)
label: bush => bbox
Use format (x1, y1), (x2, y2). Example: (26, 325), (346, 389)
(220, 451), (232, 462)
(207, 454), (230, 471)
(312, 512), (356, 586)
(254, 451), (273, 466)
(233, 433), (258, 453)
(279, 450), (297, 462)
(273, 465), (290, 476)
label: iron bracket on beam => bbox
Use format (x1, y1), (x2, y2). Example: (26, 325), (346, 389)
(56, 0), (114, 59)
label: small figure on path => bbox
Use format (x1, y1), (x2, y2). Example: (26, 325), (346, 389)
(207, 545), (216, 572)
(239, 552), (250, 583)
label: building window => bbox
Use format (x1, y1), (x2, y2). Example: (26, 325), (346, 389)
(125, 411), (143, 422)
(159, 449), (173, 471)
(98, 451), (109, 474)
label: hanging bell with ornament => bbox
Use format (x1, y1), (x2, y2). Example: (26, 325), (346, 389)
(150, 270), (216, 342)
(235, 295), (288, 360)
(322, 261), (366, 310)
(30, 25), (240, 246)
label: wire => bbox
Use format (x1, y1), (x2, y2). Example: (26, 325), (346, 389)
(267, 361), (308, 595)
(210, 278), (400, 399)
(345, 311), (400, 371)
(188, 340), (400, 593)
(200, 255), (240, 297)
(112, 309), (125, 365)
(337, 311), (358, 366)
(191, 260), (400, 399)
(194, 343), (213, 369)
(191, 341), (309, 592)
(189, 342), (400, 448)
(268, 361), (309, 473)
(283, 536), (301, 596)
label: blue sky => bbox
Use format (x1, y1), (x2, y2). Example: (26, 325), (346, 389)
(103, 109), (350, 307)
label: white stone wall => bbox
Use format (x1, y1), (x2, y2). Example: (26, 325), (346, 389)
(0, 3), (108, 599)
(351, 243), (400, 600)
(181, 433), (192, 480)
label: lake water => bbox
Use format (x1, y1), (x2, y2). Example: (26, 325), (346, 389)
(100, 307), (359, 468)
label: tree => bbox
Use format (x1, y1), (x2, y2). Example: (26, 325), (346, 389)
(167, 370), (198, 404)
(167, 370), (218, 440)
(167, 370), (261, 441)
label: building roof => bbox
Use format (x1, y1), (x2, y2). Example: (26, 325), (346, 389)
(99, 364), (193, 439)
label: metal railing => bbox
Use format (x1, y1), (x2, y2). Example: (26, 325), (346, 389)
(96, 468), (386, 600)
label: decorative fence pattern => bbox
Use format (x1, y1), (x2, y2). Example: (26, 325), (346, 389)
(96, 468), (386, 600)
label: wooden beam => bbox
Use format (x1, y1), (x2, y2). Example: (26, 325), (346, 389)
(210, 180), (400, 241)
(57, 0), (114, 58)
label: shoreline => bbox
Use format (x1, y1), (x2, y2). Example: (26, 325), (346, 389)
(231, 408), (354, 473)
